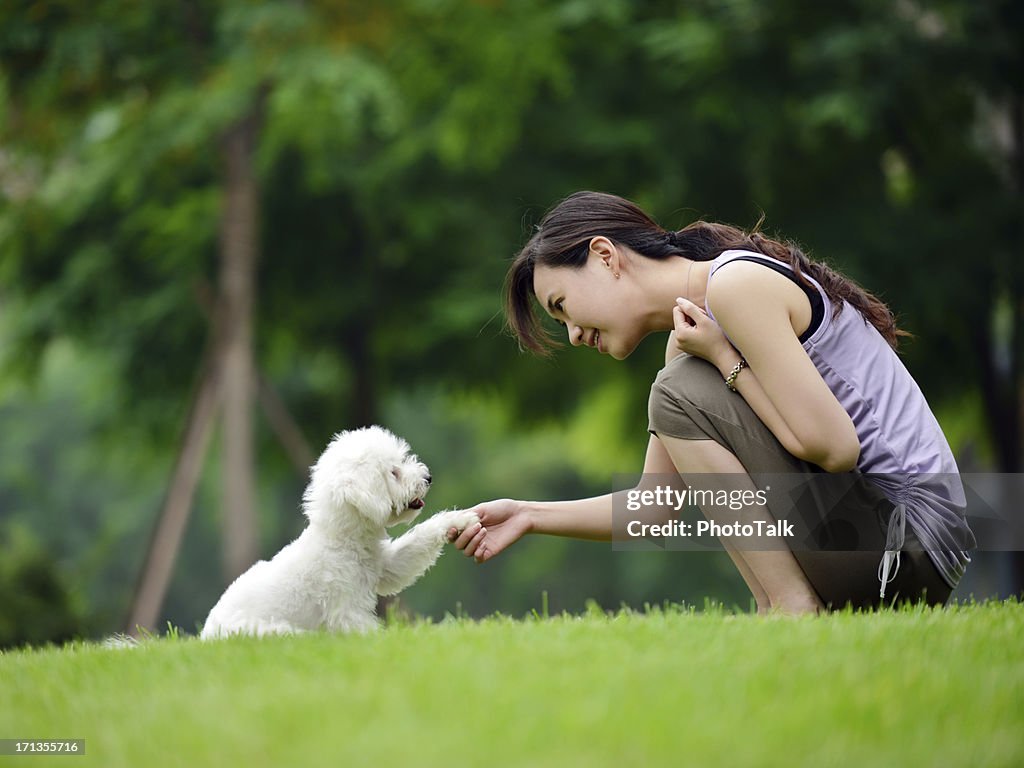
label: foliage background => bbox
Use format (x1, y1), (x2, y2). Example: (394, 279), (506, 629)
(0, 0), (1020, 645)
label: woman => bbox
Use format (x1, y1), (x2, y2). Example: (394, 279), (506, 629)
(449, 191), (975, 614)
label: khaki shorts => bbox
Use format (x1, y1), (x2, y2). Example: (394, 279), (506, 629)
(648, 354), (952, 611)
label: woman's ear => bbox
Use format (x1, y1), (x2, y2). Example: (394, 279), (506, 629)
(588, 236), (621, 276)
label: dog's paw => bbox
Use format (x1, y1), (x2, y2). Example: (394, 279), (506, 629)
(434, 508), (480, 535)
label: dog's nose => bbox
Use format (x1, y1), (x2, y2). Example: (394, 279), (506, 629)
(425, 474), (432, 485)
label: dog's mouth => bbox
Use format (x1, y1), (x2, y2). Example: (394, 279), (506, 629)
(408, 498), (425, 510)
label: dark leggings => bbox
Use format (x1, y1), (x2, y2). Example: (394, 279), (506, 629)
(648, 354), (952, 611)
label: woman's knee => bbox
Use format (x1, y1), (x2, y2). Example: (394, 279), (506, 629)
(653, 355), (732, 409)
(647, 355), (735, 441)
(649, 354), (811, 476)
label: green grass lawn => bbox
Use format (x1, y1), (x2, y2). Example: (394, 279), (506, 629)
(2, 600), (1022, 768)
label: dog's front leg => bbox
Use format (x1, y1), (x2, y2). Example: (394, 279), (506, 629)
(377, 509), (479, 595)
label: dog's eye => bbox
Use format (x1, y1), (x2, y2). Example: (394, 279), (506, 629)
(391, 467), (401, 480)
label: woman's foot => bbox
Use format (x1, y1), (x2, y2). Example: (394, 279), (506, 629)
(767, 591), (824, 616)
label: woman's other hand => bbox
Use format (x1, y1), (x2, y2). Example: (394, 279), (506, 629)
(446, 498), (531, 563)
(673, 296), (736, 367)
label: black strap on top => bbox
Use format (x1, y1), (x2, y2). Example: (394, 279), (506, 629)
(725, 255), (826, 344)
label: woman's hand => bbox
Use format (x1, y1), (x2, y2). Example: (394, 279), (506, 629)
(446, 498), (531, 563)
(673, 297), (738, 368)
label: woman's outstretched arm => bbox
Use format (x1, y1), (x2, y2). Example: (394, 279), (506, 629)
(450, 434), (681, 562)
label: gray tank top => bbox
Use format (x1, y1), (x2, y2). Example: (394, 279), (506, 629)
(706, 250), (975, 595)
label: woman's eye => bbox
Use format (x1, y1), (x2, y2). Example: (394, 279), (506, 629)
(554, 300), (566, 323)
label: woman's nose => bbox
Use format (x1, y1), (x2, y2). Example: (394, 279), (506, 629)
(567, 324), (584, 346)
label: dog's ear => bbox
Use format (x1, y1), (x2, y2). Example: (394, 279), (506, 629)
(339, 468), (394, 526)
(344, 490), (392, 526)
(303, 463), (393, 528)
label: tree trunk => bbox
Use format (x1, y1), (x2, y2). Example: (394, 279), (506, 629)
(125, 353), (221, 634)
(257, 372), (316, 475)
(218, 97), (264, 582)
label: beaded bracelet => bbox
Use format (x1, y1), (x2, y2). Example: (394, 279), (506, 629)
(725, 357), (748, 392)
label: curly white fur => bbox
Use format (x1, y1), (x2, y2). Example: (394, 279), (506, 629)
(200, 426), (477, 639)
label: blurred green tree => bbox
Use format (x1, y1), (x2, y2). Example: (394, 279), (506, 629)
(0, 523), (87, 649)
(1, 0), (1019, 632)
(0, 0), (576, 630)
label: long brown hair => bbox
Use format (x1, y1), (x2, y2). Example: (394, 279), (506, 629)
(505, 191), (909, 355)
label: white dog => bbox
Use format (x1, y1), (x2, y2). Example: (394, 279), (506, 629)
(200, 426), (478, 639)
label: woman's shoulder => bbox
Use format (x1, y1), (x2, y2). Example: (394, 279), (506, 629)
(707, 249), (791, 286)
(707, 252), (796, 300)
(706, 251), (823, 341)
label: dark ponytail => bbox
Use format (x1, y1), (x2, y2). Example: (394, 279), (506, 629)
(505, 191), (909, 355)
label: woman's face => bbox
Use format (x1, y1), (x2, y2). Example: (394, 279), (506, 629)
(532, 239), (646, 360)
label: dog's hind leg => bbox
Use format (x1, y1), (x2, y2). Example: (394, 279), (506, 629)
(253, 619), (306, 637)
(201, 618), (305, 639)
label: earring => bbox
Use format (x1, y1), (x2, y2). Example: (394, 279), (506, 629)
(614, 272), (620, 278)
